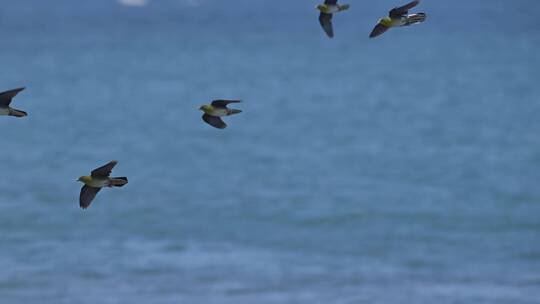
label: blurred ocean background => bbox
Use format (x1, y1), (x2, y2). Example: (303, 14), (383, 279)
(0, 0), (539, 303)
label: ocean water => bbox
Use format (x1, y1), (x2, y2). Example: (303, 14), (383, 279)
(0, 0), (539, 303)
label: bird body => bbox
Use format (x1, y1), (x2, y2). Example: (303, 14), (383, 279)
(199, 100), (242, 129)
(379, 13), (426, 27)
(200, 105), (231, 117)
(378, 16), (402, 28)
(77, 160), (128, 209)
(77, 175), (127, 188)
(317, 0), (350, 38)
(317, 3), (349, 14)
(370, 1), (426, 38)
(0, 87), (28, 118)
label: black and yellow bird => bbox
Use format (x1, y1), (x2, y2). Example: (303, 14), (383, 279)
(199, 100), (242, 129)
(77, 161), (128, 209)
(317, 0), (350, 38)
(369, 0), (426, 38)
(0, 87), (27, 117)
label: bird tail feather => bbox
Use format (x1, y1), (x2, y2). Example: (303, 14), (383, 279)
(404, 13), (426, 26)
(8, 108), (27, 117)
(111, 177), (128, 187)
(227, 109), (242, 116)
(339, 4), (350, 11)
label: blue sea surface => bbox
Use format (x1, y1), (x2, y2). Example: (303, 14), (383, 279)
(0, 0), (539, 303)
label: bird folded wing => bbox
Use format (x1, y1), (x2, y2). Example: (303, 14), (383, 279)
(211, 100), (241, 109)
(389, 0), (420, 18)
(370, 23), (389, 38)
(319, 13), (334, 38)
(91, 160), (117, 177)
(0, 87), (25, 107)
(80, 186), (101, 209)
(202, 114), (227, 129)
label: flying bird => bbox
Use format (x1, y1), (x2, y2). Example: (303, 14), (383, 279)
(77, 161), (128, 209)
(369, 0), (426, 38)
(0, 87), (27, 118)
(317, 0), (350, 38)
(199, 100), (242, 129)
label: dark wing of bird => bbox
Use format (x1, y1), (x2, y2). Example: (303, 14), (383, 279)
(319, 13), (334, 38)
(80, 186), (101, 209)
(202, 114), (227, 129)
(211, 100), (241, 109)
(91, 160), (117, 177)
(369, 23), (390, 38)
(389, 0), (420, 18)
(0, 87), (25, 107)
(324, 0), (338, 4)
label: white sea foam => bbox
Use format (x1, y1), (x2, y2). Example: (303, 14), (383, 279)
(117, 0), (203, 7)
(118, 0), (149, 7)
